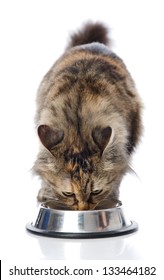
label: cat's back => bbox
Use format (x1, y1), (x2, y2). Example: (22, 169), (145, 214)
(35, 22), (142, 155)
(37, 25), (127, 99)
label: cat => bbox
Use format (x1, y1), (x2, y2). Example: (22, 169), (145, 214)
(33, 22), (142, 210)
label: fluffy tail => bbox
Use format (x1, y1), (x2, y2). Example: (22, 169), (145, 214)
(67, 22), (110, 49)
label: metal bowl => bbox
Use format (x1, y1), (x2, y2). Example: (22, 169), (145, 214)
(26, 203), (138, 238)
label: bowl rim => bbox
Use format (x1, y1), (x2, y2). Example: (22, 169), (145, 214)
(40, 201), (123, 214)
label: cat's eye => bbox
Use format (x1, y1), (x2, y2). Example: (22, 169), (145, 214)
(91, 189), (103, 195)
(62, 191), (74, 197)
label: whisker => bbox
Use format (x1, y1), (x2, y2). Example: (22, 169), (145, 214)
(129, 166), (141, 181)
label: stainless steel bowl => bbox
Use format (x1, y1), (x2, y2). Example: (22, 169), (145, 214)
(26, 203), (138, 238)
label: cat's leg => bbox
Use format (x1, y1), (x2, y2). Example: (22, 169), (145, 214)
(37, 182), (70, 209)
(37, 182), (54, 203)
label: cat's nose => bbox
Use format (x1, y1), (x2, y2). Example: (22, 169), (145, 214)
(78, 201), (89, 210)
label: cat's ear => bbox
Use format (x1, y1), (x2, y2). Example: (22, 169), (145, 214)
(38, 125), (64, 150)
(92, 126), (112, 152)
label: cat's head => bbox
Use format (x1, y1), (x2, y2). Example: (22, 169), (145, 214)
(34, 123), (128, 210)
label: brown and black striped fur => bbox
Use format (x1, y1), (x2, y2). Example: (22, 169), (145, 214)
(33, 22), (142, 210)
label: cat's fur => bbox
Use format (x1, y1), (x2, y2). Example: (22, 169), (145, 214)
(33, 22), (142, 210)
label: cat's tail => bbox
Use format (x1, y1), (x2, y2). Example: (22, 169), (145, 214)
(67, 22), (110, 49)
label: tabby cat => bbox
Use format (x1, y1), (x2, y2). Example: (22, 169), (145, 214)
(33, 22), (142, 210)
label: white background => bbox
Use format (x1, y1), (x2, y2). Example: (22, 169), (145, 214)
(0, 0), (164, 266)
